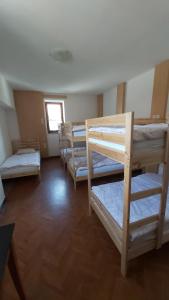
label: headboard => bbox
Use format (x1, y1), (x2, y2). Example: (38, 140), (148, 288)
(12, 139), (40, 154)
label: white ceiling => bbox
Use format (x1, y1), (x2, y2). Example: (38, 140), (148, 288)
(0, 0), (169, 94)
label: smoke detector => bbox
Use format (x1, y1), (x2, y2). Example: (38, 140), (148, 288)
(49, 48), (73, 63)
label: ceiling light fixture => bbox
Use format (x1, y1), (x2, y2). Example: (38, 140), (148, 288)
(49, 48), (73, 63)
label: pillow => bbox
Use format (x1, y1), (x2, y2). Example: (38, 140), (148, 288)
(16, 148), (36, 155)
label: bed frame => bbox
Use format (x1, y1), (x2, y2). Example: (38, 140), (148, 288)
(1, 139), (41, 180)
(86, 112), (169, 276)
(63, 121), (124, 188)
(59, 122), (84, 168)
(64, 121), (86, 145)
(67, 154), (124, 189)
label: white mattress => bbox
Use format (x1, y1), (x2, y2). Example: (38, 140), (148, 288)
(89, 123), (167, 142)
(69, 161), (123, 177)
(72, 125), (85, 132)
(92, 173), (169, 242)
(0, 151), (40, 176)
(73, 130), (86, 137)
(89, 138), (165, 154)
(89, 123), (167, 153)
(1, 166), (39, 177)
(69, 153), (123, 177)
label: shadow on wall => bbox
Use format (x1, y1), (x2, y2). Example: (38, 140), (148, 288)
(0, 108), (12, 164)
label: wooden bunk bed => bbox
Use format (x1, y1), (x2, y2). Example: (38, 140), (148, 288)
(62, 121), (124, 189)
(64, 121), (86, 145)
(0, 140), (41, 179)
(59, 122), (85, 169)
(86, 112), (169, 276)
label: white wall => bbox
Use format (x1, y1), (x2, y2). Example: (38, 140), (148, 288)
(103, 68), (154, 118)
(0, 107), (12, 164)
(126, 69), (154, 117)
(64, 94), (97, 121)
(103, 87), (117, 116)
(0, 75), (14, 109)
(6, 110), (20, 140)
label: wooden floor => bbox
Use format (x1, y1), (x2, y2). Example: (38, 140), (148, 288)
(1, 158), (169, 300)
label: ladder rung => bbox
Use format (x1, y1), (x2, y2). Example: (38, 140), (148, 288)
(130, 214), (159, 230)
(131, 187), (162, 201)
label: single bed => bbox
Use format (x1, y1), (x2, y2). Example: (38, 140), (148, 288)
(0, 140), (41, 179)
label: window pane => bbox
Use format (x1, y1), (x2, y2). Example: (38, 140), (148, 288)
(47, 103), (63, 132)
(49, 120), (58, 131)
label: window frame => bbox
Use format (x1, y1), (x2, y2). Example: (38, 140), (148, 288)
(45, 101), (64, 134)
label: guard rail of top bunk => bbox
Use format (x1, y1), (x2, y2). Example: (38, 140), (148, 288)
(64, 121), (86, 145)
(86, 112), (169, 277)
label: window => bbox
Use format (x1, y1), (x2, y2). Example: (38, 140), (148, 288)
(45, 102), (64, 133)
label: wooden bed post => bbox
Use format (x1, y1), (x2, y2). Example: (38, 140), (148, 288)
(157, 124), (169, 248)
(86, 120), (93, 215)
(121, 112), (134, 277)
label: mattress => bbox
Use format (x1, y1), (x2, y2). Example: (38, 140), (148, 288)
(72, 125), (85, 132)
(89, 138), (165, 155)
(0, 151), (40, 176)
(92, 173), (169, 242)
(89, 123), (167, 153)
(1, 166), (39, 177)
(69, 160), (123, 177)
(73, 130), (86, 137)
(68, 152), (123, 177)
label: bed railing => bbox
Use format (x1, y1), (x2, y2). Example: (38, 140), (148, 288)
(64, 121), (86, 145)
(86, 112), (169, 276)
(12, 139), (40, 153)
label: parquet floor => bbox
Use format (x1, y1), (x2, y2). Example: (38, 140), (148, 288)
(0, 158), (169, 300)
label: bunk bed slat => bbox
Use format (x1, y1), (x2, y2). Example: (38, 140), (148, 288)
(129, 214), (159, 230)
(87, 113), (126, 127)
(88, 131), (125, 145)
(88, 143), (125, 164)
(131, 187), (162, 201)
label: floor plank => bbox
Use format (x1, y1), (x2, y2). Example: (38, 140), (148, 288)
(0, 158), (169, 300)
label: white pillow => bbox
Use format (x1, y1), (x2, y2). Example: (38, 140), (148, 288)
(16, 148), (36, 155)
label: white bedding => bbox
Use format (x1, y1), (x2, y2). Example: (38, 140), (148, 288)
(69, 152), (123, 176)
(72, 125), (85, 132)
(92, 173), (169, 242)
(1, 166), (39, 177)
(0, 151), (40, 173)
(73, 130), (86, 137)
(69, 159), (123, 177)
(89, 138), (165, 154)
(89, 123), (167, 142)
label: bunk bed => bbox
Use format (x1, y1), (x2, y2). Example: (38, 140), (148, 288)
(62, 121), (124, 188)
(0, 140), (41, 179)
(59, 122), (86, 168)
(86, 112), (169, 276)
